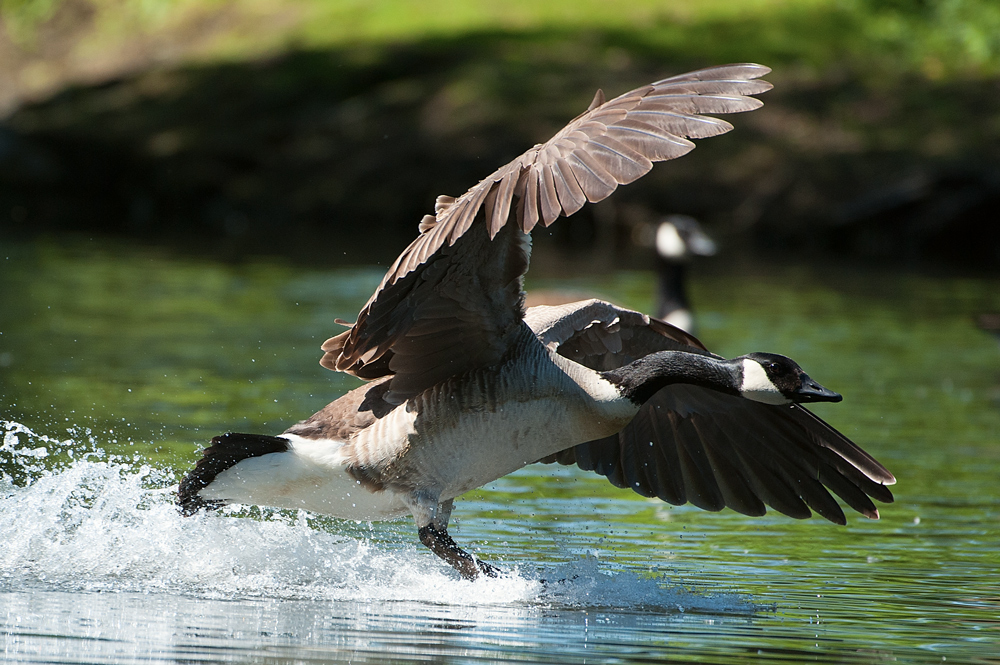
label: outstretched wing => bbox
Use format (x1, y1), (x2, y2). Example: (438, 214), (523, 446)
(532, 300), (896, 524)
(323, 64), (772, 405)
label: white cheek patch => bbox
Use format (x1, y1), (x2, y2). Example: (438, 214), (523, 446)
(662, 308), (693, 333)
(740, 359), (791, 405)
(656, 223), (685, 259)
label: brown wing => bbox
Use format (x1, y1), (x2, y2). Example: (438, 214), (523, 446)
(323, 221), (530, 406)
(323, 64), (771, 404)
(534, 302), (896, 524)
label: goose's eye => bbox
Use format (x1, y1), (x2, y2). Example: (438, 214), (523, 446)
(767, 362), (786, 375)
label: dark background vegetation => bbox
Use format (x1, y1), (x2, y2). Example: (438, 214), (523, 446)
(1, 0), (999, 267)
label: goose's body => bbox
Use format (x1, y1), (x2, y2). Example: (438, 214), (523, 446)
(197, 322), (634, 522)
(178, 64), (895, 579)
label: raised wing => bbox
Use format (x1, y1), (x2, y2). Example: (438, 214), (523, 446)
(322, 221), (530, 406)
(323, 64), (771, 405)
(534, 300), (896, 524)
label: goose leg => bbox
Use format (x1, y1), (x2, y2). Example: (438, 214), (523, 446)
(418, 523), (500, 580)
(411, 496), (499, 580)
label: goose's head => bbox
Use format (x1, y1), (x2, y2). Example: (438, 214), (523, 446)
(655, 215), (717, 261)
(736, 352), (842, 405)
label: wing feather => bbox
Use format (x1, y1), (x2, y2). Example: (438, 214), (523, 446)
(552, 158), (588, 214)
(673, 415), (726, 511)
(488, 168), (519, 238)
(520, 166), (541, 232)
(587, 134), (652, 185)
(606, 120), (697, 160)
(567, 148), (618, 202)
(538, 165), (561, 226)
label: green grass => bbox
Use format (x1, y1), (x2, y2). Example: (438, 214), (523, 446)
(296, 0), (1000, 79)
(5, 0), (1000, 87)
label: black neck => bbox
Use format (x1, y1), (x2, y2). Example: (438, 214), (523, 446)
(654, 259), (689, 318)
(600, 351), (739, 405)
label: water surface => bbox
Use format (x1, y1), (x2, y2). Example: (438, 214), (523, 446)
(2, 239), (999, 663)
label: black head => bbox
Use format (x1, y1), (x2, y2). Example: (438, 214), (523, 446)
(738, 352), (842, 405)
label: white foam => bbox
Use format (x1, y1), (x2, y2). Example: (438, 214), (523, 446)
(1, 421), (754, 615)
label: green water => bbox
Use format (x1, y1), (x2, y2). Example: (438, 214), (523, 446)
(2, 238), (999, 663)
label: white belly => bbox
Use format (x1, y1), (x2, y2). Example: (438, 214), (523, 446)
(412, 397), (609, 502)
(386, 355), (639, 503)
(200, 434), (409, 520)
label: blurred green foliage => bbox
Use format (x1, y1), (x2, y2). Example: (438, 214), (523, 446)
(2, 0), (185, 44)
(3, 0), (999, 265)
(852, 0), (1000, 77)
(3, 0), (1000, 79)
(1, 0), (59, 43)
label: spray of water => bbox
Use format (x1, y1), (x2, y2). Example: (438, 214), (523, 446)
(1, 421), (753, 614)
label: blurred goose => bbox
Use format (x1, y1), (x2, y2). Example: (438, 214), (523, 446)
(652, 214), (716, 331)
(178, 64), (895, 580)
(525, 214), (715, 331)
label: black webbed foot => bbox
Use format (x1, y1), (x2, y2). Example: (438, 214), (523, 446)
(418, 524), (499, 580)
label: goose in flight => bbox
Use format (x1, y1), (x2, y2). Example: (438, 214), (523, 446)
(178, 64), (895, 580)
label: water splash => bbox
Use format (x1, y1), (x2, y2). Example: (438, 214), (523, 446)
(1, 421), (752, 614)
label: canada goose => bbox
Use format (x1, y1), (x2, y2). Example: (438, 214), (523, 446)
(524, 214), (715, 332)
(651, 214), (717, 331)
(178, 64), (895, 580)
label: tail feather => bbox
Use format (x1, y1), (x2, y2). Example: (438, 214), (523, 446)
(177, 432), (290, 516)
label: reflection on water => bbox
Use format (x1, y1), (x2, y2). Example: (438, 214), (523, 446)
(3, 589), (760, 664)
(2, 239), (1000, 664)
